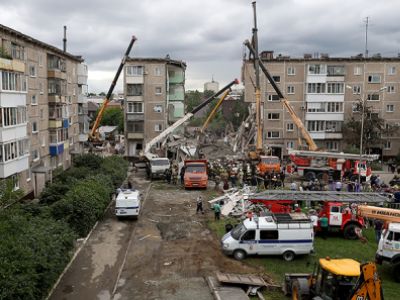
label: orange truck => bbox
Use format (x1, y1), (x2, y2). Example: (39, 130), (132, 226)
(257, 155), (281, 175)
(184, 159), (208, 189)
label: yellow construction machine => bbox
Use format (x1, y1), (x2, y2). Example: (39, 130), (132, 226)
(284, 257), (383, 300)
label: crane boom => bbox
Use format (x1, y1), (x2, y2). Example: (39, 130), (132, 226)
(89, 36), (137, 141)
(201, 89), (230, 133)
(143, 79), (239, 158)
(244, 40), (318, 151)
(358, 205), (400, 223)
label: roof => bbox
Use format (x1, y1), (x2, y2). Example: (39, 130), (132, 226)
(116, 189), (139, 200)
(388, 223), (400, 232)
(253, 55), (400, 63)
(0, 24), (83, 62)
(126, 57), (186, 69)
(98, 126), (118, 134)
(319, 258), (360, 277)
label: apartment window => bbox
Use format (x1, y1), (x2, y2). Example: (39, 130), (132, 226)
(155, 67), (162, 76)
(267, 131), (280, 138)
(11, 174), (19, 191)
(39, 82), (44, 94)
(367, 93), (380, 101)
(153, 105), (163, 113)
(388, 66), (396, 75)
(384, 141), (391, 150)
(38, 54), (43, 67)
(307, 120), (325, 132)
(286, 123), (294, 131)
(31, 94), (38, 105)
(126, 66), (144, 76)
(307, 83), (325, 93)
(327, 83), (344, 94)
(3, 141), (17, 161)
(354, 66), (362, 75)
(1, 71), (25, 91)
(127, 121), (144, 133)
(326, 121), (341, 132)
(327, 65), (345, 76)
(353, 85), (361, 95)
(41, 135), (46, 147)
(272, 76), (280, 83)
(267, 113), (280, 120)
(387, 85), (395, 93)
(286, 141), (294, 149)
(32, 149), (39, 162)
(1, 107), (26, 127)
(287, 85), (295, 94)
(386, 104), (394, 112)
(32, 121), (38, 133)
(155, 87), (162, 95)
(267, 94), (280, 101)
(308, 64), (326, 75)
(126, 84), (143, 96)
(327, 102), (343, 113)
(352, 103), (361, 113)
(29, 65), (37, 77)
(307, 102), (325, 112)
(154, 124), (163, 132)
(127, 102), (143, 113)
(11, 43), (24, 60)
(368, 74), (381, 83)
(326, 141), (338, 151)
(26, 169), (32, 182)
(287, 66), (295, 76)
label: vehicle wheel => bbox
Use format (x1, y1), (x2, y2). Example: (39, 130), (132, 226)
(343, 224), (361, 240)
(283, 250), (295, 262)
(305, 172), (316, 181)
(233, 249), (246, 260)
(392, 262), (400, 282)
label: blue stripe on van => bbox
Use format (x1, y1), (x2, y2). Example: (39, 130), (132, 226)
(258, 239), (312, 244)
(117, 206), (139, 209)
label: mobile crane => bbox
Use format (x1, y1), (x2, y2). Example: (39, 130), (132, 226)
(89, 36), (137, 144)
(358, 205), (400, 281)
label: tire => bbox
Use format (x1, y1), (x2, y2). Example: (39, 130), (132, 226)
(283, 250), (295, 262)
(343, 223), (361, 240)
(305, 172), (316, 181)
(233, 249), (246, 260)
(392, 262), (400, 282)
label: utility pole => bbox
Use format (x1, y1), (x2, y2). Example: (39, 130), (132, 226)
(364, 17), (369, 59)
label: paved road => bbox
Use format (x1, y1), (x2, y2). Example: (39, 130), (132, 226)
(49, 169), (150, 300)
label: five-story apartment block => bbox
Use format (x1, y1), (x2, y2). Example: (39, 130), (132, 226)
(243, 51), (400, 159)
(124, 58), (186, 157)
(0, 25), (87, 197)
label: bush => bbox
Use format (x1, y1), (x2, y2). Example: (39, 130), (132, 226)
(73, 154), (104, 170)
(0, 209), (75, 299)
(100, 156), (128, 188)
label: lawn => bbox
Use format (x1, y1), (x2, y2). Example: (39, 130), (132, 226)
(208, 219), (399, 300)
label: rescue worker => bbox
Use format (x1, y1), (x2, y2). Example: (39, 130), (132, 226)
(196, 196), (204, 214)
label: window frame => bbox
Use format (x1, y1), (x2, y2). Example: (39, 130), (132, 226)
(287, 85), (295, 94)
(386, 104), (394, 112)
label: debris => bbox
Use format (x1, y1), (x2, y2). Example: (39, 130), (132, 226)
(216, 272), (267, 287)
(163, 261), (173, 266)
(138, 234), (151, 241)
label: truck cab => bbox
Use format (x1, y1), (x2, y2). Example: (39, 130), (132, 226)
(257, 155), (280, 175)
(376, 223), (400, 282)
(146, 157), (170, 180)
(221, 213), (314, 261)
(184, 159), (208, 189)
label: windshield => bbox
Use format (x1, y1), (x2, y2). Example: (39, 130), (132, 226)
(261, 157), (279, 164)
(186, 165), (205, 173)
(151, 159), (169, 166)
(231, 224), (247, 240)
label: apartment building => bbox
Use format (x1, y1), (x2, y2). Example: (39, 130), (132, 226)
(0, 24), (87, 197)
(124, 58), (186, 157)
(243, 51), (400, 159)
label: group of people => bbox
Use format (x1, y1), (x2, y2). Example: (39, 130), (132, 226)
(195, 195), (222, 220)
(164, 161), (185, 185)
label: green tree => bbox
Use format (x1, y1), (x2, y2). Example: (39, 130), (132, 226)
(0, 178), (24, 209)
(185, 90), (203, 112)
(92, 107), (124, 132)
(343, 100), (399, 153)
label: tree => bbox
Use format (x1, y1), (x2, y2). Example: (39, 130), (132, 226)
(99, 92), (106, 96)
(92, 107), (124, 132)
(185, 90), (203, 112)
(342, 100), (399, 153)
(0, 178), (24, 209)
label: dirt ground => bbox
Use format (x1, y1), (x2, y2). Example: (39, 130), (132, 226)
(113, 174), (261, 300)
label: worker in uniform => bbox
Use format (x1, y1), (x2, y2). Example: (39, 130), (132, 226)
(196, 196), (204, 214)
(320, 214), (329, 239)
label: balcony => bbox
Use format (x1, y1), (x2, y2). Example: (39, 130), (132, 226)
(0, 155), (29, 178)
(78, 133), (88, 142)
(63, 119), (69, 128)
(0, 57), (25, 72)
(0, 124), (27, 142)
(305, 112), (344, 121)
(77, 64), (88, 85)
(48, 95), (67, 103)
(168, 68), (184, 84)
(49, 143), (64, 156)
(78, 94), (87, 103)
(126, 114), (144, 121)
(306, 94), (344, 102)
(47, 69), (67, 80)
(127, 132), (144, 139)
(310, 132), (343, 140)
(126, 95), (143, 102)
(49, 120), (62, 129)
(0, 92), (26, 107)
(126, 76), (144, 84)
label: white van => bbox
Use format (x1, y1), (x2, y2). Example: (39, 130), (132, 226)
(147, 158), (170, 180)
(115, 189), (140, 218)
(221, 213), (314, 261)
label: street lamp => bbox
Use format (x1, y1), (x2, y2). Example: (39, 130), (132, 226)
(346, 85), (387, 186)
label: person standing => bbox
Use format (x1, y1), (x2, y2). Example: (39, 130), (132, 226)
(320, 214), (329, 239)
(196, 196), (204, 214)
(374, 219), (383, 243)
(309, 212), (319, 234)
(213, 201), (221, 220)
(180, 166), (185, 185)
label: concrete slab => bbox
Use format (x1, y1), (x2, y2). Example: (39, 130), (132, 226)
(206, 276), (249, 300)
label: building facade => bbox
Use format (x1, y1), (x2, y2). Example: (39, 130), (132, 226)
(243, 52), (400, 159)
(0, 25), (87, 197)
(124, 58), (186, 157)
(204, 79), (219, 93)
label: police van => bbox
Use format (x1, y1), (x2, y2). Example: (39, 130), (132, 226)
(115, 189), (140, 219)
(221, 213), (314, 261)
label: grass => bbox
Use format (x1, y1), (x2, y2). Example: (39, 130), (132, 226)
(208, 219), (399, 300)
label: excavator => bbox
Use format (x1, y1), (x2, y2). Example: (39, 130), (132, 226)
(284, 258), (384, 300)
(89, 36), (136, 145)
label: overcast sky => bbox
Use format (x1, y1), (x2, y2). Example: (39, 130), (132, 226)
(1, 0), (400, 93)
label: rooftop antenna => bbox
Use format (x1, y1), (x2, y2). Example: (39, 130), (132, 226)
(63, 25), (67, 52)
(364, 17), (369, 58)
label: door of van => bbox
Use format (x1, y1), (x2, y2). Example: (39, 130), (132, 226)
(258, 230), (279, 255)
(239, 230), (257, 255)
(382, 230), (400, 259)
